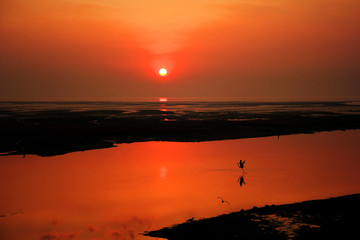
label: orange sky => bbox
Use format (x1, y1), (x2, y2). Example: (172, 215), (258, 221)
(1, 0), (360, 99)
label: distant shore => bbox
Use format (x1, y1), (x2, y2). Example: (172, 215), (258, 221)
(1, 101), (360, 156)
(144, 193), (360, 240)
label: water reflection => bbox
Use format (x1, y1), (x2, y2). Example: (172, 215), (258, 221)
(160, 103), (168, 122)
(238, 175), (246, 187)
(160, 102), (172, 122)
(0, 130), (360, 240)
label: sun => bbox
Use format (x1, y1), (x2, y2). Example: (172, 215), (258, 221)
(159, 68), (167, 76)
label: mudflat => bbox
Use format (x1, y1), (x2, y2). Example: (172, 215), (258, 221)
(1, 101), (360, 156)
(144, 193), (360, 240)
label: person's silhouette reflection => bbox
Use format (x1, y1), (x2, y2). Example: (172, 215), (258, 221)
(238, 175), (246, 187)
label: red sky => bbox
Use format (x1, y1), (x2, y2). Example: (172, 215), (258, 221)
(1, 0), (360, 100)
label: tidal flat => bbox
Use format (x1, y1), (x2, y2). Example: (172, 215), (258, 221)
(1, 101), (360, 156)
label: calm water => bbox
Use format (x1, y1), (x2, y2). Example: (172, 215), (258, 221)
(0, 130), (360, 240)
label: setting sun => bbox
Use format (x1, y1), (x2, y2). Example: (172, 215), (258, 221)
(159, 97), (168, 102)
(159, 68), (168, 76)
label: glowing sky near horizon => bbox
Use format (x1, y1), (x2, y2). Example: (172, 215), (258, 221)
(0, 0), (360, 99)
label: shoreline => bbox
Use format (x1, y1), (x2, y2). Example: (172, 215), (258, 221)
(144, 193), (360, 240)
(1, 115), (360, 157)
(1, 101), (360, 156)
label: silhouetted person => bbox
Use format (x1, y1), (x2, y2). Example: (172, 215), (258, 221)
(237, 160), (246, 174)
(218, 197), (230, 205)
(238, 175), (246, 187)
(237, 160), (245, 169)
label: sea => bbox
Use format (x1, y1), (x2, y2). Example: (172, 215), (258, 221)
(0, 99), (360, 240)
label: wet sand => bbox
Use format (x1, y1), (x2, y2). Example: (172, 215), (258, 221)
(1, 101), (360, 156)
(144, 193), (360, 240)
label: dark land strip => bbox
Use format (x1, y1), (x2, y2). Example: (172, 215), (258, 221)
(1, 103), (360, 156)
(144, 193), (360, 240)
